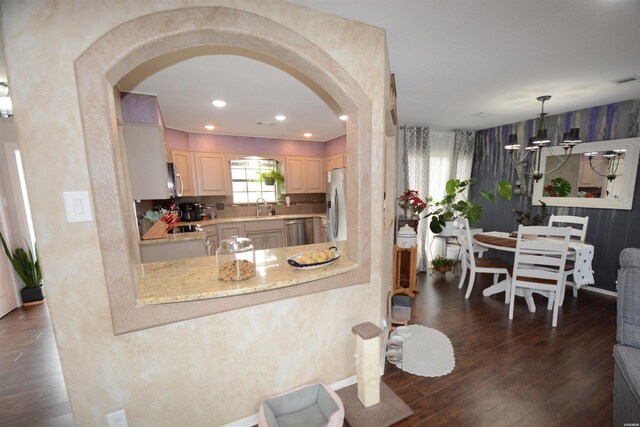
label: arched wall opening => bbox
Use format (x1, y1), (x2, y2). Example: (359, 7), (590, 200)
(74, 6), (373, 333)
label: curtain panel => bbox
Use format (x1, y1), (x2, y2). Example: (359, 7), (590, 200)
(401, 125), (430, 270)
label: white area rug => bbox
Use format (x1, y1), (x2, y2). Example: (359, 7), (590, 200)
(395, 324), (455, 377)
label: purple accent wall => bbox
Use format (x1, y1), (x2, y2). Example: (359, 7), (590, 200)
(187, 132), (326, 157)
(324, 134), (347, 156)
(120, 93), (160, 125)
(165, 128), (189, 150)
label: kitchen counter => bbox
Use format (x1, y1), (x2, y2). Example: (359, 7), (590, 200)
(139, 231), (206, 245)
(177, 213), (326, 227)
(136, 241), (355, 304)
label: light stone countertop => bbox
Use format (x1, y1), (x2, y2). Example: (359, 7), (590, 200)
(177, 213), (326, 227)
(139, 231), (206, 245)
(136, 241), (354, 304)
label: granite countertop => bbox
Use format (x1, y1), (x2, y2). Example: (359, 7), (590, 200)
(136, 241), (355, 304)
(177, 213), (326, 227)
(139, 231), (206, 245)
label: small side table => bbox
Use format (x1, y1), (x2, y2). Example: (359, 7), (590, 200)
(393, 245), (418, 298)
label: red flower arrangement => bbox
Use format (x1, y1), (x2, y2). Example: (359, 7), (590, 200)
(398, 189), (427, 215)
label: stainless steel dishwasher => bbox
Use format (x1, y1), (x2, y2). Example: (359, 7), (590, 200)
(285, 218), (315, 246)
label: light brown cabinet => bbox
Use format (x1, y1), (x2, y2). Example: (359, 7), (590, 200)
(579, 159), (607, 189)
(194, 153), (230, 196)
(326, 153), (345, 172)
(171, 149), (195, 197)
(284, 156), (325, 194)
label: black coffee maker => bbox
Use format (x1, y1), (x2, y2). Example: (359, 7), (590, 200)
(178, 203), (203, 222)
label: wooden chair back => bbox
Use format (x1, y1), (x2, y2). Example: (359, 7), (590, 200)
(513, 225), (571, 287)
(548, 215), (589, 241)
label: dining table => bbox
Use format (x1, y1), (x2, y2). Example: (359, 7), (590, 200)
(473, 231), (595, 304)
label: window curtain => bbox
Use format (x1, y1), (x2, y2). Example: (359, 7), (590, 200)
(450, 130), (476, 195)
(401, 125), (430, 270)
(427, 132), (454, 261)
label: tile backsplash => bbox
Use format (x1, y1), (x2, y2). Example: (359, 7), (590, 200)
(135, 193), (326, 221)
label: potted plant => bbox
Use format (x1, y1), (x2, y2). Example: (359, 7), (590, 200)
(431, 255), (456, 273)
(513, 200), (550, 226)
(0, 232), (44, 305)
(429, 178), (513, 235)
(543, 177), (571, 197)
(398, 189), (430, 218)
(257, 170), (284, 187)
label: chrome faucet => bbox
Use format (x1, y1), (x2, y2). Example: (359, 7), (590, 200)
(255, 198), (267, 217)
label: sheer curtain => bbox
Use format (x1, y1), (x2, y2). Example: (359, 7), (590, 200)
(427, 132), (454, 260)
(401, 125), (430, 270)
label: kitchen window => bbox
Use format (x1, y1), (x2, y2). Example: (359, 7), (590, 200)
(230, 158), (279, 204)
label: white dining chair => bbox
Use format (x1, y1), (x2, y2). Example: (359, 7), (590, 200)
(548, 215), (589, 299)
(508, 225), (571, 327)
(457, 219), (511, 299)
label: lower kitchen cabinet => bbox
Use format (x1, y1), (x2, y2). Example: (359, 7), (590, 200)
(139, 239), (206, 263)
(218, 219), (285, 250)
(217, 223), (244, 240)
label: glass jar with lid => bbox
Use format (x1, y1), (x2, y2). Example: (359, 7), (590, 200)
(216, 236), (256, 281)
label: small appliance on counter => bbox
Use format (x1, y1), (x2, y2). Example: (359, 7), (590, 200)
(178, 202), (203, 222)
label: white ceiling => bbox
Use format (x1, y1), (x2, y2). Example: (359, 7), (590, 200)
(6, 1), (640, 137)
(293, 0), (640, 130)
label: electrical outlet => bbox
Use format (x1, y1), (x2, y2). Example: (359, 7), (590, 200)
(107, 409), (128, 427)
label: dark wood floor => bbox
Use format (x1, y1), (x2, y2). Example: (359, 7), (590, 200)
(384, 271), (617, 427)
(0, 272), (616, 427)
(0, 304), (72, 427)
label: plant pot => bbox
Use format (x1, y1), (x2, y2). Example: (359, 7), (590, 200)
(435, 265), (453, 273)
(20, 286), (45, 305)
(438, 221), (455, 237)
(263, 177), (276, 186)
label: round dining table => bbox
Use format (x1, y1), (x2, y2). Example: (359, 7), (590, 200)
(472, 231), (596, 309)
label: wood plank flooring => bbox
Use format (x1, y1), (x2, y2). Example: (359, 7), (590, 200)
(384, 272), (617, 427)
(0, 271), (616, 426)
(0, 304), (72, 427)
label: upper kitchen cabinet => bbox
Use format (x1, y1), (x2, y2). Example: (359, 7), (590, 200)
(171, 149), (195, 197)
(326, 153), (345, 172)
(123, 124), (173, 200)
(284, 156), (325, 194)
(194, 152), (230, 196)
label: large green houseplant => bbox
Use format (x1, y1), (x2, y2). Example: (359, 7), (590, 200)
(0, 232), (44, 304)
(429, 178), (513, 234)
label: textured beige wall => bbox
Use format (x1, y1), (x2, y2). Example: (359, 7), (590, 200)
(0, 1), (391, 425)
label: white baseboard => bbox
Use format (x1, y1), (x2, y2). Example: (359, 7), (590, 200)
(573, 283), (617, 297)
(220, 375), (358, 427)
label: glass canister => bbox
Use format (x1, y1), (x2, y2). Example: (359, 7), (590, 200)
(216, 236), (256, 282)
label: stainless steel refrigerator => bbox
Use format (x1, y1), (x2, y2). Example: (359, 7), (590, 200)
(326, 167), (347, 242)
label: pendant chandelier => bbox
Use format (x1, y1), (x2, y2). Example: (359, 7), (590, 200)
(505, 95), (580, 182)
(584, 149), (626, 181)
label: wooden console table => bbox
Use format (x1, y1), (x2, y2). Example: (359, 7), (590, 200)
(392, 245), (418, 298)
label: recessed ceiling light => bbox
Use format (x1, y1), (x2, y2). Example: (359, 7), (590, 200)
(339, 115), (348, 121)
(304, 133), (312, 138)
(275, 115), (287, 121)
(211, 100), (227, 108)
(204, 125), (215, 130)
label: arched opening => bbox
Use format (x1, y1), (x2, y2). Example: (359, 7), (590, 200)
(75, 6), (372, 334)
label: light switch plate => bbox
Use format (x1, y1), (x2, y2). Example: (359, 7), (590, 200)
(63, 191), (93, 223)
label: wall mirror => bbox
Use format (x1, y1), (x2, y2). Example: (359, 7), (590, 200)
(532, 137), (639, 210)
